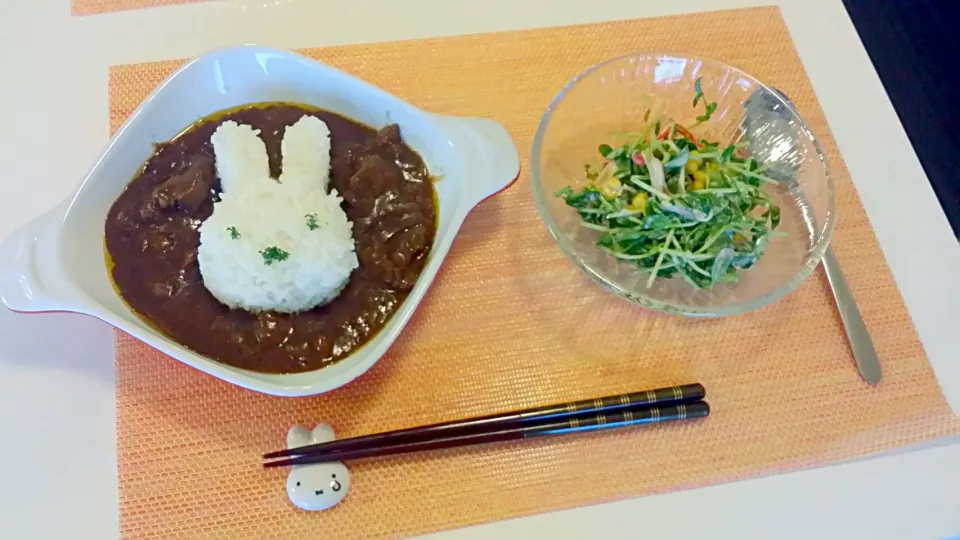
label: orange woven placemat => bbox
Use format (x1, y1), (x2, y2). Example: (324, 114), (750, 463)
(111, 7), (959, 538)
(72, 0), (204, 16)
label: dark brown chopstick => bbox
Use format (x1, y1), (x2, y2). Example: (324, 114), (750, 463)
(263, 401), (709, 468)
(263, 383), (705, 460)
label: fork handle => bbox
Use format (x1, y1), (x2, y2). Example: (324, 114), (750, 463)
(822, 247), (882, 384)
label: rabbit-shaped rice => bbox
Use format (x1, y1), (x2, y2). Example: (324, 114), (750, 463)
(197, 116), (359, 313)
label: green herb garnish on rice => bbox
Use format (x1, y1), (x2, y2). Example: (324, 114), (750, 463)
(260, 246), (290, 266)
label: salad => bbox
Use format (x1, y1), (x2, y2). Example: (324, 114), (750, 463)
(556, 78), (783, 289)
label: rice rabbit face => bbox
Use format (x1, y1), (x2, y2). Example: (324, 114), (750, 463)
(196, 116), (359, 313)
(285, 423), (351, 511)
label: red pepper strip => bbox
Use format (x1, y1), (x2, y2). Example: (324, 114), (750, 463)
(632, 152), (645, 166)
(674, 124), (700, 147)
(656, 123), (673, 140)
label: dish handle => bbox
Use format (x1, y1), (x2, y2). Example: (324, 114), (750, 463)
(0, 210), (76, 313)
(431, 115), (521, 206)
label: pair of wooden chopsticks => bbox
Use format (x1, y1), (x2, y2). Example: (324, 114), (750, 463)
(263, 383), (708, 468)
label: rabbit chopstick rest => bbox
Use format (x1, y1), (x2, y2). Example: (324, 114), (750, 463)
(197, 116), (359, 314)
(285, 423), (351, 511)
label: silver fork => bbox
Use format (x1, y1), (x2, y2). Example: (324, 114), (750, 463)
(742, 88), (881, 385)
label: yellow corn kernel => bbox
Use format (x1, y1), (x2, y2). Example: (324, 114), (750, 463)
(708, 161), (720, 171)
(693, 169), (708, 184)
(629, 192), (648, 213)
(599, 177), (622, 200)
(685, 159), (702, 174)
(690, 177), (706, 191)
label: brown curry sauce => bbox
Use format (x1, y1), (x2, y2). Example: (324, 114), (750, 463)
(104, 104), (437, 373)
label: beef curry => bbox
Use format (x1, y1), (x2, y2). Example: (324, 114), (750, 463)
(104, 104), (437, 373)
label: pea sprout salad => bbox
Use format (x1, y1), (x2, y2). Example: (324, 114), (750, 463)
(555, 78), (784, 290)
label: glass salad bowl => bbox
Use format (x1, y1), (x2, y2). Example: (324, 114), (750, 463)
(531, 53), (835, 317)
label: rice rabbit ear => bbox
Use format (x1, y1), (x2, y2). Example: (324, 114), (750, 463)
(278, 115), (332, 192)
(211, 120), (271, 195)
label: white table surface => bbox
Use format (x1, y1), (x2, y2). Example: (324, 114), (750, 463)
(1, 1), (959, 538)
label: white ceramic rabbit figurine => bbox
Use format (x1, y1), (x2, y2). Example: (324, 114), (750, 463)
(285, 423), (351, 511)
(197, 116), (358, 314)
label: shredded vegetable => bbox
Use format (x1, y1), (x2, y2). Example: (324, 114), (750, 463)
(556, 78), (783, 289)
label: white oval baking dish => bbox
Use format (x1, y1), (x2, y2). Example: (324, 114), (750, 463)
(0, 45), (520, 397)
